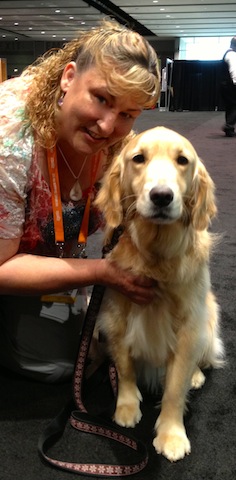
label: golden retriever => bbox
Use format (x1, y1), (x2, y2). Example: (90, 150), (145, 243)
(94, 126), (224, 462)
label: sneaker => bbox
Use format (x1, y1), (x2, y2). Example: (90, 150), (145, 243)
(222, 126), (235, 137)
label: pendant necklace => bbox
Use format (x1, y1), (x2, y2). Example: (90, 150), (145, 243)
(57, 145), (87, 201)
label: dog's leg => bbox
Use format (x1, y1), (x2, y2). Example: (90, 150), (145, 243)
(113, 347), (142, 428)
(97, 295), (142, 428)
(201, 291), (224, 369)
(153, 327), (199, 462)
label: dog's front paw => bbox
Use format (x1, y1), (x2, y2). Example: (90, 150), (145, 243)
(114, 387), (142, 428)
(153, 425), (191, 462)
(114, 403), (142, 428)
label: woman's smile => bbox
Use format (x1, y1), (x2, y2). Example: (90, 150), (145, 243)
(84, 127), (108, 141)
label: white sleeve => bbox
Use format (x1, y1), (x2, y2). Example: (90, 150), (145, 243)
(225, 51), (236, 84)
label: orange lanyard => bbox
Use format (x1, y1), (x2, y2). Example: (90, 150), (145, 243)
(47, 146), (101, 258)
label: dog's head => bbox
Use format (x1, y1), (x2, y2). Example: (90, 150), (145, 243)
(95, 126), (217, 231)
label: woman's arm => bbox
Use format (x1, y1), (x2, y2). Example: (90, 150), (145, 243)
(0, 238), (155, 305)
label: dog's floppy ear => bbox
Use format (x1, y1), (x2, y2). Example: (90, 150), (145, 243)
(189, 159), (217, 230)
(94, 155), (124, 228)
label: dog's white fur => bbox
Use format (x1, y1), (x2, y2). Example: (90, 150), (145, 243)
(94, 126), (224, 462)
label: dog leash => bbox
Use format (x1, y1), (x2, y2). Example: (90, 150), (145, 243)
(38, 226), (149, 477)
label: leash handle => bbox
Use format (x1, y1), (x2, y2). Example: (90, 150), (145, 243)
(39, 410), (148, 477)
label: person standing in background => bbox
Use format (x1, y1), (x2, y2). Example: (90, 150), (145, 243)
(221, 36), (236, 137)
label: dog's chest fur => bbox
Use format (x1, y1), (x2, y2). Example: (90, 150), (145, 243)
(100, 222), (210, 369)
(124, 299), (177, 366)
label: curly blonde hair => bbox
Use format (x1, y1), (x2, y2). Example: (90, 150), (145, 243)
(23, 19), (160, 149)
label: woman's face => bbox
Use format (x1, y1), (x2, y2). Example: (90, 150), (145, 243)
(57, 62), (143, 156)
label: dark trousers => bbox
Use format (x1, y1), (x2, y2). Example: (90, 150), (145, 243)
(220, 81), (236, 133)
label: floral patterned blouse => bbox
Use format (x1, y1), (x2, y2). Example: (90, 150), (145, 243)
(0, 76), (103, 258)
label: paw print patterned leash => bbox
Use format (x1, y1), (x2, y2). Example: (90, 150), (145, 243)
(38, 226), (149, 477)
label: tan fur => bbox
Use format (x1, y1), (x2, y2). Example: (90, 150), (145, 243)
(94, 126), (224, 462)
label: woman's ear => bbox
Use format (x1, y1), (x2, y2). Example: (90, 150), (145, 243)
(60, 62), (77, 92)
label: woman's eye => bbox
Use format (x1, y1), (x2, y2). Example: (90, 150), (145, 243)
(120, 112), (132, 119)
(97, 95), (107, 104)
(177, 155), (189, 165)
(132, 154), (145, 163)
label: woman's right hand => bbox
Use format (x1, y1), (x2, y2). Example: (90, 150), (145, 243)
(94, 258), (157, 305)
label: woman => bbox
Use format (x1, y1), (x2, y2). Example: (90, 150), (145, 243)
(0, 19), (160, 382)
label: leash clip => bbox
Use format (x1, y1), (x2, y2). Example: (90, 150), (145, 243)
(102, 225), (124, 256)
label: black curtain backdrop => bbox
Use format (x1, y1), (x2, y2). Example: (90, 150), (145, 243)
(170, 60), (224, 112)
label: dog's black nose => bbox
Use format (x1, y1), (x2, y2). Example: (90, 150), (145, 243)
(149, 186), (174, 207)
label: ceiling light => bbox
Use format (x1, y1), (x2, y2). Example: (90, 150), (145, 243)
(41, 31), (45, 34)
(55, 9), (60, 13)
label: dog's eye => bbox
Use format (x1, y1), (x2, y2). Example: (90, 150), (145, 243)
(177, 155), (189, 166)
(132, 154), (145, 164)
